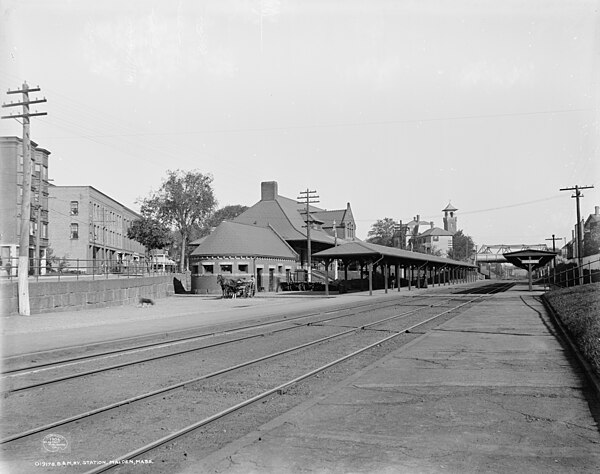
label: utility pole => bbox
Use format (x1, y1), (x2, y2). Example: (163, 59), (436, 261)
(545, 234), (563, 286)
(2, 82), (47, 315)
(560, 184), (594, 286)
(297, 188), (319, 283)
(545, 234), (563, 253)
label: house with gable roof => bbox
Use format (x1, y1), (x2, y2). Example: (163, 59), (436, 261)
(403, 203), (458, 257)
(233, 181), (356, 271)
(412, 223), (454, 257)
(190, 220), (299, 294)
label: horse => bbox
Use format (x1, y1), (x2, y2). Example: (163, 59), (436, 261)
(217, 274), (238, 299)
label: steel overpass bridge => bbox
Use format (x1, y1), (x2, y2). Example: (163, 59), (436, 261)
(475, 244), (551, 263)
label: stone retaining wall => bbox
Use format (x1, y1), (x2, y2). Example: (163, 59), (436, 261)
(0, 275), (180, 316)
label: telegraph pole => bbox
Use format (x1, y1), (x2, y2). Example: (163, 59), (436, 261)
(560, 184), (594, 286)
(545, 234), (563, 286)
(2, 82), (47, 315)
(297, 188), (319, 283)
(545, 234), (563, 253)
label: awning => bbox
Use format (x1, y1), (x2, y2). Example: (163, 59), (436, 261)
(313, 240), (476, 268)
(502, 249), (557, 270)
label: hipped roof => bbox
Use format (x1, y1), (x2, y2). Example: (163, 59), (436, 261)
(190, 221), (298, 259)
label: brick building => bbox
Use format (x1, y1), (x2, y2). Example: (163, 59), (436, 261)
(190, 220), (300, 294)
(48, 185), (146, 272)
(0, 136), (51, 275)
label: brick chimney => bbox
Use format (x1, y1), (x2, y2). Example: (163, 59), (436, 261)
(596, 206), (599, 215)
(430, 221), (434, 229)
(261, 181), (278, 201)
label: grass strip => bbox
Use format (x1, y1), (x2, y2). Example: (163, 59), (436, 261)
(545, 283), (600, 376)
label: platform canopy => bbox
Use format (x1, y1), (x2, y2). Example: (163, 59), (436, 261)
(313, 240), (475, 269)
(502, 249), (557, 270)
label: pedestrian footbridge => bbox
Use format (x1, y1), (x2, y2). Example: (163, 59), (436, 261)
(475, 244), (551, 263)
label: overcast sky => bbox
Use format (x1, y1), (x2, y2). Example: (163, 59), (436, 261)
(1, 0), (598, 248)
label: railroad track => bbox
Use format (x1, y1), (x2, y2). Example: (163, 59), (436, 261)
(1, 282), (515, 473)
(1, 294), (452, 392)
(2, 295), (434, 374)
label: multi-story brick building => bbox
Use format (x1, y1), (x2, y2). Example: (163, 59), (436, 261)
(0, 136), (51, 275)
(48, 186), (146, 272)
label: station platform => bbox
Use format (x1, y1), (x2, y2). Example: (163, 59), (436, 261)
(193, 285), (600, 473)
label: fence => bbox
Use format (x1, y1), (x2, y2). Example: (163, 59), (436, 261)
(0, 257), (177, 282)
(541, 256), (600, 288)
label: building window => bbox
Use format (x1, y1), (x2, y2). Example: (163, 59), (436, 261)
(70, 201), (79, 216)
(70, 223), (79, 240)
(238, 264), (248, 273)
(220, 264), (232, 274)
(202, 264), (214, 275)
(433, 236), (439, 242)
(41, 223), (48, 239)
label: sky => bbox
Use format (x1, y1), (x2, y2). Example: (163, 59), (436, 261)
(1, 0), (599, 249)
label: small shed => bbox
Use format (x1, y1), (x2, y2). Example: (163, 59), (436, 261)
(190, 221), (300, 294)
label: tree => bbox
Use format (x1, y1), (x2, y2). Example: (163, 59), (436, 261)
(127, 217), (172, 254)
(367, 218), (399, 247)
(140, 170), (217, 272)
(201, 204), (249, 236)
(45, 246), (68, 273)
(447, 230), (475, 261)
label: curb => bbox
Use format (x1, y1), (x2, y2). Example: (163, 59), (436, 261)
(541, 294), (600, 403)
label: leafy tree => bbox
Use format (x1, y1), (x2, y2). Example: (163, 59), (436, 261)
(201, 204), (249, 236)
(367, 218), (399, 247)
(45, 246), (68, 273)
(447, 230), (475, 261)
(139, 170), (217, 272)
(127, 217), (172, 254)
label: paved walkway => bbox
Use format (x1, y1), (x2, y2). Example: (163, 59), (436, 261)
(194, 285), (600, 473)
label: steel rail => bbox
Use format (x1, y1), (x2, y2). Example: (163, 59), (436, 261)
(2, 295), (423, 374)
(82, 295), (486, 474)
(0, 294), (433, 386)
(0, 295), (474, 444)
(3, 296), (435, 388)
(2, 325), (301, 394)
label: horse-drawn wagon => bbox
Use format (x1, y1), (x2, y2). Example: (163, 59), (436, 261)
(217, 275), (256, 299)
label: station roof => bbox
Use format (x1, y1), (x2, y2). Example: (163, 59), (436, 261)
(190, 221), (299, 260)
(313, 241), (475, 268)
(502, 249), (557, 270)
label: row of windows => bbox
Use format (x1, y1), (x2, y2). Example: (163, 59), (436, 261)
(198, 262), (290, 275)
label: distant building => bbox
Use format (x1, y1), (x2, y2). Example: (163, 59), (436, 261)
(149, 249), (176, 272)
(412, 222), (454, 257)
(0, 136), (51, 275)
(583, 205), (600, 256)
(48, 185), (146, 272)
(400, 203), (458, 257)
(443, 203), (458, 233)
